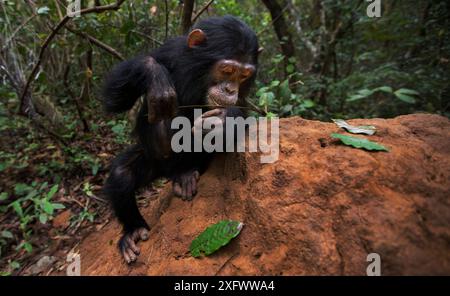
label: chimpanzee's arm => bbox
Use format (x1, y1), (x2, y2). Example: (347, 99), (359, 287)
(102, 55), (177, 123)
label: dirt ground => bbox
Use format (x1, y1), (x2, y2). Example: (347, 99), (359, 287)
(77, 114), (450, 275)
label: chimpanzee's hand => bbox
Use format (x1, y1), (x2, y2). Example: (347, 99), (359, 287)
(173, 170), (200, 201)
(192, 108), (227, 134)
(146, 64), (178, 123)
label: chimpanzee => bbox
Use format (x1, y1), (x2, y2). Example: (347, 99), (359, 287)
(102, 16), (260, 263)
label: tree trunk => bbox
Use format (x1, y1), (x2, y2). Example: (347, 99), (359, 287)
(180, 0), (195, 35)
(261, 0), (296, 74)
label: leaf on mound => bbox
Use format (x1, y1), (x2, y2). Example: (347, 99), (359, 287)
(190, 220), (243, 258)
(331, 133), (389, 151)
(332, 119), (376, 135)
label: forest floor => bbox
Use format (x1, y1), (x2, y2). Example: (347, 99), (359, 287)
(0, 113), (138, 275)
(74, 114), (450, 275)
(1, 113), (450, 275)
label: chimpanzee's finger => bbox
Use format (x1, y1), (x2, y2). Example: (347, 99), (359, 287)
(120, 239), (136, 263)
(202, 108), (224, 118)
(138, 228), (150, 241)
(193, 171), (200, 181)
(190, 175), (197, 196)
(192, 115), (204, 133)
(126, 235), (140, 255)
(125, 247), (137, 262)
(173, 182), (183, 197)
(186, 178), (193, 198)
(122, 249), (132, 264)
(181, 180), (187, 200)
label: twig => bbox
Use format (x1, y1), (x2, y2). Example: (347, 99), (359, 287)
(86, 194), (107, 203)
(65, 26), (124, 60)
(131, 30), (163, 46)
(144, 102), (267, 116)
(63, 64), (90, 131)
(19, 0), (127, 114)
(245, 99), (267, 116)
(191, 0), (214, 24)
(164, 0), (169, 40)
(256, 3), (290, 36)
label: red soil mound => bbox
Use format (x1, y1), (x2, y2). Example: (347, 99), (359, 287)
(79, 114), (450, 275)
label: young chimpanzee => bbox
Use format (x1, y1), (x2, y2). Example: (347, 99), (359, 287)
(102, 16), (260, 263)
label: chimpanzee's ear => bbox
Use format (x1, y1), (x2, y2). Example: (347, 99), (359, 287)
(258, 47), (264, 54)
(188, 29), (207, 48)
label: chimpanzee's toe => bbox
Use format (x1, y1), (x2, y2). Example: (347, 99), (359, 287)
(118, 227), (149, 264)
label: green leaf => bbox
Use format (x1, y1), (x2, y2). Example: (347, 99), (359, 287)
(302, 99), (315, 108)
(42, 200), (54, 215)
(374, 86), (393, 93)
(259, 92), (275, 106)
(256, 87), (269, 97)
(331, 133), (389, 151)
(111, 124), (125, 134)
(46, 184), (59, 200)
(37, 6), (50, 15)
(346, 94), (367, 102)
(14, 183), (31, 196)
(357, 89), (374, 96)
(279, 80), (291, 100)
(286, 64), (295, 74)
(39, 213), (48, 224)
(282, 104), (293, 113)
(269, 80), (280, 87)
(92, 162), (100, 176)
(332, 119), (376, 135)
(52, 203), (65, 210)
(23, 242), (33, 253)
(10, 261), (20, 270)
(1, 230), (13, 239)
(396, 88), (419, 96)
(24, 189), (38, 200)
(190, 220), (243, 258)
(394, 92), (416, 104)
(0, 192), (8, 201)
(10, 201), (23, 217)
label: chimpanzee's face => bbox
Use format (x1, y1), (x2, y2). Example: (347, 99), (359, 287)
(187, 27), (259, 108)
(207, 59), (255, 107)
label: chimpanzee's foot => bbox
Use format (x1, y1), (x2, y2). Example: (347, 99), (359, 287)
(173, 170), (200, 201)
(118, 227), (149, 264)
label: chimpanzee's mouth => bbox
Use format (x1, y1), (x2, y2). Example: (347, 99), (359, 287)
(209, 95), (237, 108)
(208, 95), (224, 107)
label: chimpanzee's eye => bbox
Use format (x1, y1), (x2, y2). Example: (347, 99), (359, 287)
(240, 68), (253, 81)
(221, 65), (234, 75)
(240, 74), (249, 81)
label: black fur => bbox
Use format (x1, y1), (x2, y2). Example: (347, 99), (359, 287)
(102, 16), (259, 254)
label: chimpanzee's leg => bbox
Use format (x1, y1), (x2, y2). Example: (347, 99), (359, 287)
(172, 107), (244, 200)
(103, 144), (157, 263)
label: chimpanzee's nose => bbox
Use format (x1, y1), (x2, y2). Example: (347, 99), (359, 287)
(225, 85), (237, 95)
